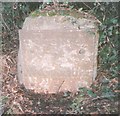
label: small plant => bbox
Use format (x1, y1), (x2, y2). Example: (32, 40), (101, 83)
(70, 2), (119, 114)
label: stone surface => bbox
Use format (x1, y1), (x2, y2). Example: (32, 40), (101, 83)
(18, 15), (99, 94)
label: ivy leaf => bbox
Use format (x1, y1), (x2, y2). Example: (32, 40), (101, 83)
(87, 89), (97, 97)
(102, 90), (115, 99)
(110, 18), (118, 24)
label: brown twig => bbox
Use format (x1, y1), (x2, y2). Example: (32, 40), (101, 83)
(82, 2), (92, 10)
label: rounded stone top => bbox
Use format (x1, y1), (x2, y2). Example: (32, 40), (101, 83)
(22, 15), (99, 31)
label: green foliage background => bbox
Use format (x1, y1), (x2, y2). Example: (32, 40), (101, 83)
(1, 2), (119, 114)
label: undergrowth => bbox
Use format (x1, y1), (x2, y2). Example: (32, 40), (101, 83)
(1, 2), (119, 114)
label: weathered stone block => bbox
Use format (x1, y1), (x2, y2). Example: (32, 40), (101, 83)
(18, 16), (99, 94)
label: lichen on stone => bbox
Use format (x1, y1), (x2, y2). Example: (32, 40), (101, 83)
(30, 8), (85, 19)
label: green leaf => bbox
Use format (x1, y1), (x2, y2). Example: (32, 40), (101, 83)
(78, 8), (83, 12)
(115, 30), (119, 35)
(63, 91), (70, 97)
(64, 0), (69, 5)
(87, 90), (97, 97)
(108, 26), (114, 36)
(102, 89), (115, 99)
(110, 18), (118, 24)
(102, 78), (109, 84)
(109, 54), (117, 62)
(108, 26), (113, 31)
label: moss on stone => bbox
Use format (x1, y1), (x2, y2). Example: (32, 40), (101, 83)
(29, 8), (86, 19)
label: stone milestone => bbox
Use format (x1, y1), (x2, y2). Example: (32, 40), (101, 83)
(18, 15), (99, 94)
